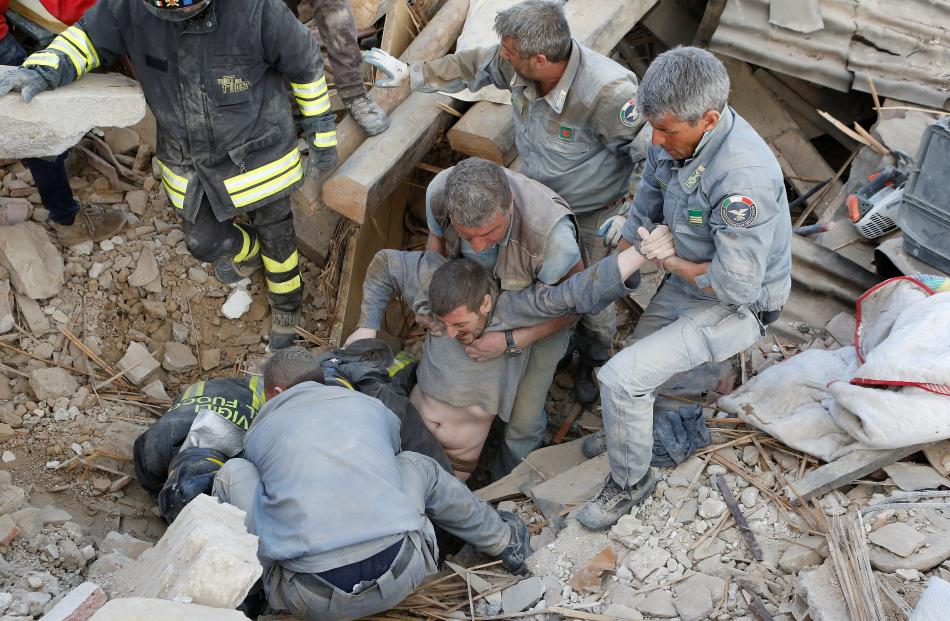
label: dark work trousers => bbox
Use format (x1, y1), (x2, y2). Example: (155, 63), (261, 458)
(182, 195), (302, 313)
(283, 0), (366, 99)
(0, 31), (80, 225)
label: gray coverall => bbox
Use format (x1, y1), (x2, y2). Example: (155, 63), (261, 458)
(602, 108), (792, 488)
(410, 39), (649, 368)
(214, 382), (511, 621)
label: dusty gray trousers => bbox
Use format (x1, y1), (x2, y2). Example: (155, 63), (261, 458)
(596, 279), (763, 487)
(214, 452), (510, 621)
(573, 208), (618, 366)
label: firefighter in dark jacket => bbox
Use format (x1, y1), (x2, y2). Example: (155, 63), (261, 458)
(0, 0), (337, 349)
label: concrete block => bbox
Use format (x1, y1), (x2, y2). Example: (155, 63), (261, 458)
(43, 582), (107, 621)
(29, 367), (79, 401)
(117, 342), (160, 386)
(89, 598), (249, 620)
(110, 495), (261, 609)
(0, 221), (64, 300)
(0, 69), (146, 159)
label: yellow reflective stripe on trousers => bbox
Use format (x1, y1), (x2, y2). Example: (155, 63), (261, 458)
(232, 224), (261, 262)
(266, 275), (301, 294)
(23, 52), (60, 69)
(262, 250), (298, 274)
(311, 131), (337, 148)
(224, 149), (302, 209)
(156, 159), (187, 209)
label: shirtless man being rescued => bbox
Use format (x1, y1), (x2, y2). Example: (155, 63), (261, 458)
(345, 225), (674, 478)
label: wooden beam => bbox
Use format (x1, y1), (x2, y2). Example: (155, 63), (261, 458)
(786, 444), (929, 505)
(445, 0), (660, 163)
(322, 92), (466, 223)
(693, 0), (727, 47)
(295, 0), (469, 244)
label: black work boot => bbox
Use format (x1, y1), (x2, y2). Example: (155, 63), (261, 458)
(577, 470), (656, 530)
(268, 309), (301, 351)
(497, 511), (533, 576)
(573, 363), (599, 405)
(343, 94), (391, 136)
(214, 255), (262, 284)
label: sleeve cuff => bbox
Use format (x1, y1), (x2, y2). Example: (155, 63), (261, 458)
(409, 64), (426, 91)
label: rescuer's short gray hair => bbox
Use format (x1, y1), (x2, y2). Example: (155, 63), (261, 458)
(444, 158), (512, 228)
(494, 0), (572, 63)
(637, 46), (730, 124)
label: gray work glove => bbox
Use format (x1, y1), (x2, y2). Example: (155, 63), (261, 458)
(596, 201), (631, 247)
(302, 113), (338, 179)
(361, 48), (409, 88)
(0, 66), (53, 102)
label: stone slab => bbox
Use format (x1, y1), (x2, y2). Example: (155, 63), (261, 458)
(0, 221), (64, 300)
(89, 598), (249, 620)
(110, 494), (261, 608)
(42, 581), (107, 621)
(883, 462), (950, 492)
(0, 69), (146, 159)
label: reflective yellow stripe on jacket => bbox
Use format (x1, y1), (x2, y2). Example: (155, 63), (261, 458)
(290, 76), (330, 117)
(30, 26), (101, 77)
(223, 148), (302, 209)
(156, 160), (187, 209)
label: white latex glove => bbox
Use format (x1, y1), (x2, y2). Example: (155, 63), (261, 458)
(597, 215), (627, 248)
(344, 327), (378, 346)
(638, 225), (675, 260)
(361, 48), (409, 88)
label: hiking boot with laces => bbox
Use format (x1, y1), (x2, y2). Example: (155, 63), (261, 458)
(343, 94), (391, 136)
(53, 205), (126, 246)
(577, 470), (656, 530)
(581, 430), (607, 458)
(214, 255), (262, 284)
(497, 511), (533, 576)
(268, 309), (302, 351)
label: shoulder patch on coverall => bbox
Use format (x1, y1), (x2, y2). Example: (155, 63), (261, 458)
(720, 195), (757, 228)
(620, 98), (640, 128)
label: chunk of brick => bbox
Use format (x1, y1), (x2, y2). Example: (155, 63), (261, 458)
(43, 582), (107, 621)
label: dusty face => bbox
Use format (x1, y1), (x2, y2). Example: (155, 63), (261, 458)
(454, 209), (510, 254)
(437, 296), (493, 345)
(649, 110), (719, 160)
(499, 37), (541, 82)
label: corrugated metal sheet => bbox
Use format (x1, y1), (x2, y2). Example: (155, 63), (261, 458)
(710, 0), (950, 110)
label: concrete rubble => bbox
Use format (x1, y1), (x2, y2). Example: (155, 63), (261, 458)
(109, 494), (262, 608)
(0, 69), (147, 159)
(0, 221), (65, 299)
(89, 598), (250, 620)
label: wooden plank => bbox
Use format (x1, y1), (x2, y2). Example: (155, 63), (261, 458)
(329, 185), (408, 346)
(721, 58), (844, 220)
(475, 437), (589, 503)
(445, 0), (659, 162)
(786, 444), (929, 505)
(380, 0), (415, 58)
(322, 92), (466, 223)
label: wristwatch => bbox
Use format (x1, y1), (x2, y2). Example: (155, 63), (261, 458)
(504, 330), (523, 358)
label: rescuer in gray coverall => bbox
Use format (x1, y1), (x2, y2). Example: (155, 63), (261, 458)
(213, 347), (533, 621)
(576, 47), (792, 530)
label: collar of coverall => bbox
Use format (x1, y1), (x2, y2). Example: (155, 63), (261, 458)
(657, 105), (735, 195)
(509, 39), (581, 113)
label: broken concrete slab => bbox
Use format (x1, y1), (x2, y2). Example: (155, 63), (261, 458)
(0, 221), (65, 299)
(89, 598), (249, 621)
(117, 342), (161, 386)
(779, 535), (827, 573)
(869, 522), (926, 558)
(636, 589), (676, 618)
(110, 494), (261, 608)
(0, 483), (26, 515)
(42, 581), (107, 621)
(924, 441), (950, 477)
(870, 528), (950, 572)
(0, 69), (146, 159)
(672, 573), (726, 621)
(101, 531), (152, 561)
(794, 558), (850, 621)
(824, 312), (856, 347)
(883, 462), (950, 492)
(128, 246), (160, 288)
(501, 576), (544, 613)
(476, 437), (589, 503)
(162, 342), (198, 373)
(0, 279), (13, 334)
(15, 293), (52, 335)
(625, 545), (670, 582)
(528, 453), (610, 519)
(29, 367), (79, 401)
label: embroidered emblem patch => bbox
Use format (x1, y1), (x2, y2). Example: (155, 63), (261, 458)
(559, 125), (575, 142)
(688, 208), (704, 225)
(554, 89), (566, 110)
(684, 164), (705, 190)
(620, 98), (640, 128)
(720, 195), (757, 227)
(217, 75), (249, 94)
